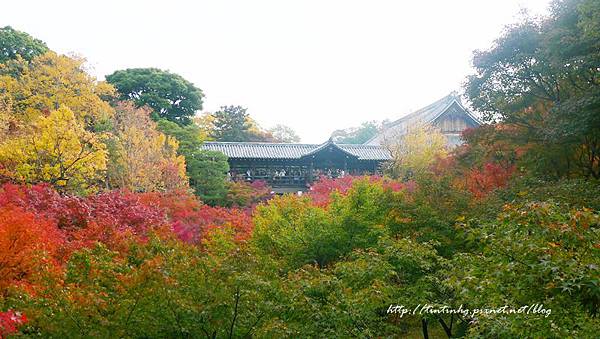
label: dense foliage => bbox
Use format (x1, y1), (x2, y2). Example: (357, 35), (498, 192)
(466, 0), (600, 179)
(331, 120), (384, 144)
(0, 26), (47, 63)
(0, 2), (599, 337)
(106, 68), (204, 126)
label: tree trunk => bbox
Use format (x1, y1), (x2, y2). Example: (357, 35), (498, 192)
(421, 318), (429, 339)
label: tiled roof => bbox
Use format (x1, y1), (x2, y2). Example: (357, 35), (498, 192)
(365, 93), (481, 145)
(201, 140), (391, 161)
(336, 144), (392, 160)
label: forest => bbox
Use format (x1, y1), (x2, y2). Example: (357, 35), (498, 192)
(0, 0), (598, 337)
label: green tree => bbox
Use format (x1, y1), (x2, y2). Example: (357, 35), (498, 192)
(267, 124), (301, 143)
(465, 0), (600, 178)
(331, 120), (385, 144)
(106, 68), (203, 125)
(0, 26), (48, 64)
(210, 105), (252, 141)
(331, 120), (383, 144)
(157, 119), (229, 204)
(449, 202), (600, 337)
(253, 179), (395, 269)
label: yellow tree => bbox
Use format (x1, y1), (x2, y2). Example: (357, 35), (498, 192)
(0, 52), (116, 192)
(384, 123), (448, 179)
(0, 52), (115, 129)
(0, 106), (107, 193)
(0, 99), (10, 137)
(193, 112), (215, 141)
(107, 102), (188, 192)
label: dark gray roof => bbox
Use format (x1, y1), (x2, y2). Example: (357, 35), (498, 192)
(201, 140), (391, 161)
(365, 93), (481, 145)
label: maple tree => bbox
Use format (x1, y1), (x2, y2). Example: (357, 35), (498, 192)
(466, 0), (600, 179)
(0, 203), (63, 290)
(308, 175), (406, 207)
(384, 123), (448, 179)
(0, 310), (28, 338)
(0, 106), (107, 193)
(224, 180), (272, 208)
(465, 162), (515, 198)
(106, 102), (188, 192)
(0, 51), (115, 129)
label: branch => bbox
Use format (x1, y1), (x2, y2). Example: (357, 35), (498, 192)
(228, 286), (241, 339)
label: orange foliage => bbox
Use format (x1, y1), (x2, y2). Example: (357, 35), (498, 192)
(466, 162), (515, 198)
(0, 204), (63, 290)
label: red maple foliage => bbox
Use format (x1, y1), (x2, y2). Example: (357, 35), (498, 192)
(466, 162), (515, 198)
(0, 310), (27, 338)
(0, 183), (255, 251)
(141, 190), (253, 244)
(0, 183), (169, 253)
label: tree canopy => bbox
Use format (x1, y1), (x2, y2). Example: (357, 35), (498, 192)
(1, 3), (600, 338)
(157, 119), (230, 204)
(0, 26), (48, 64)
(106, 68), (204, 126)
(331, 120), (383, 144)
(466, 0), (600, 178)
(209, 105), (253, 141)
(267, 124), (301, 143)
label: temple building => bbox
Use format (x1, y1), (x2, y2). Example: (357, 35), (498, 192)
(366, 92), (481, 147)
(201, 93), (480, 192)
(202, 140), (390, 193)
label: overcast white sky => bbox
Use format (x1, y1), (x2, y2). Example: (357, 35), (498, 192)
(1, 0), (551, 142)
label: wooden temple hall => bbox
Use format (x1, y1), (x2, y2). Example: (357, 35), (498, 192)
(201, 93), (480, 193)
(202, 139), (391, 193)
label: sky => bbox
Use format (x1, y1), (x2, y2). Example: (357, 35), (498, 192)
(1, 0), (551, 143)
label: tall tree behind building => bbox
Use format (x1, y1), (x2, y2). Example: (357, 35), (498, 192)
(466, 0), (600, 179)
(106, 68), (204, 126)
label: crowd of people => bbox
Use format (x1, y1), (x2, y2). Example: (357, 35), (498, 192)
(228, 166), (374, 185)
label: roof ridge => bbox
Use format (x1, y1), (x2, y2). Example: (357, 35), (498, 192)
(203, 141), (318, 146)
(386, 93), (456, 127)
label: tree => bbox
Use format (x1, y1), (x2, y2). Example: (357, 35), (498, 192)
(106, 68), (203, 125)
(0, 26), (48, 64)
(465, 0), (600, 178)
(253, 179), (397, 269)
(0, 204), (62, 291)
(0, 51), (115, 130)
(210, 105), (252, 141)
(384, 123), (448, 179)
(267, 124), (301, 143)
(331, 120), (383, 144)
(192, 113), (214, 141)
(245, 116), (276, 142)
(156, 119), (230, 203)
(190, 150), (229, 205)
(207, 106), (277, 142)
(106, 102), (188, 192)
(0, 107), (108, 193)
(449, 202), (600, 337)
